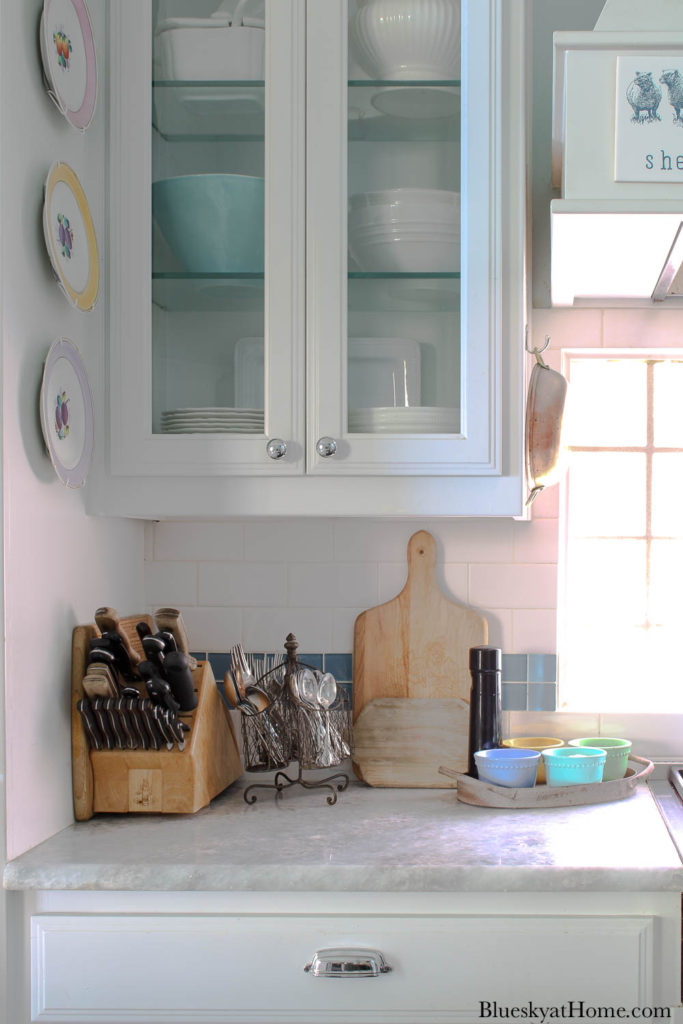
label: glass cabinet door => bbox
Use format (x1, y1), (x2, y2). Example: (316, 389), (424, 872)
(307, 0), (504, 477)
(109, 1), (305, 478)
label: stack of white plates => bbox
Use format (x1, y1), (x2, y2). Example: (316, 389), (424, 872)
(348, 188), (460, 273)
(348, 406), (459, 433)
(161, 408), (264, 433)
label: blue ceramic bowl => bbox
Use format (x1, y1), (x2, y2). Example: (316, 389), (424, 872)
(542, 746), (606, 787)
(152, 174), (265, 273)
(473, 748), (540, 789)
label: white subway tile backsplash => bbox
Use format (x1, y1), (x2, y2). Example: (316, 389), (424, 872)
(199, 562), (287, 607)
(333, 520), (423, 562)
(288, 562), (379, 608)
(439, 520), (514, 563)
(245, 519), (334, 562)
(441, 564), (469, 602)
(154, 521), (244, 562)
(512, 608), (558, 654)
(332, 607), (365, 651)
(512, 518), (559, 564)
(177, 605), (243, 653)
(485, 610), (513, 650)
(378, 563), (409, 603)
(469, 564), (557, 609)
(242, 607), (333, 653)
(145, 562), (198, 606)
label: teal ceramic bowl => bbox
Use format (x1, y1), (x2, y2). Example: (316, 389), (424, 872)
(542, 746), (606, 787)
(568, 737), (632, 782)
(473, 748), (540, 789)
(152, 174), (265, 273)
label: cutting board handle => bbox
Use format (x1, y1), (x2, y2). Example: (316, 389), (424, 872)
(407, 530), (437, 576)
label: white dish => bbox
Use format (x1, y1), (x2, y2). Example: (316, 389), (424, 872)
(234, 337), (421, 409)
(349, 190), (460, 271)
(39, 338), (94, 487)
(348, 229), (460, 273)
(370, 85), (459, 119)
(348, 405), (459, 433)
(155, 22), (264, 81)
(42, 162), (99, 311)
(40, 0), (98, 131)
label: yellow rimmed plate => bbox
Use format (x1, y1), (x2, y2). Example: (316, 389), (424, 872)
(42, 162), (99, 311)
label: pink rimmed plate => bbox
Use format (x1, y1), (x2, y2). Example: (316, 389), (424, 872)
(39, 338), (94, 488)
(40, 0), (97, 131)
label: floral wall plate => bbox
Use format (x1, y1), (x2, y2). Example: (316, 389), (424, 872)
(40, 0), (97, 131)
(42, 162), (99, 311)
(40, 338), (94, 488)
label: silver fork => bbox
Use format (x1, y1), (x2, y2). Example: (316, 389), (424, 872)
(230, 643), (256, 697)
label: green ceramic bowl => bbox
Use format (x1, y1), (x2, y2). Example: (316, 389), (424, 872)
(568, 737), (631, 782)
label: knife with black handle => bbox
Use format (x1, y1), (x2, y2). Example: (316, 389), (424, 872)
(99, 631), (138, 682)
(91, 697), (116, 750)
(104, 697), (127, 750)
(139, 660), (180, 713)
(162, 708), (187, 751)
(161, 651), (198, 711)
(125, 695), (148, 750)
(76, 698), (104, 751)
(152, 705), (175, 750)
(115, 697), (138, 749)
(154, 608), (197, 670)
(138, 699), (162, 751)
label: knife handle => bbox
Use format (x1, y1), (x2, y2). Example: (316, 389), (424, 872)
(104, 698), (127, 750)
(154, 608), (197, 670)
(91, 698), (116, 750)
(162, 651), (198, 712)
(138, 699), (162, 751)
(95, 606), (142, 667)
(76, 698), (104, 751)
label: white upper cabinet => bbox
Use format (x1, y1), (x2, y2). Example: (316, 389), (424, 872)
(91, 0), (527, 518)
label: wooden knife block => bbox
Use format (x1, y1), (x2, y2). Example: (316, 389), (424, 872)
(71, 618), (242, 820)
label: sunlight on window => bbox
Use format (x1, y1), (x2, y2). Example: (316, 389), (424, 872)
(560, 354), (683, 712)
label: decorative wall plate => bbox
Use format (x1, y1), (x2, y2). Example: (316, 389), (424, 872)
(39, 338), (94, 488)
(42, 162), (99, 311)
(40, 0), (97, 131)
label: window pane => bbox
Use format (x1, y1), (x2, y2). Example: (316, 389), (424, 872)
(654, 360), (683, 446)
(565, 539), (647, 624)
(567, 452), (646, 536)
(564, 358), (647, 447)
(649, 540), (683, 624)
(651, 453), (683, 536)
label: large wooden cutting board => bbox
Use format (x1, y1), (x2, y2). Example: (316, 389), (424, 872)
(352, 530), (488, 786)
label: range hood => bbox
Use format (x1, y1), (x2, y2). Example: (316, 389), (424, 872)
(552, 0), (683, 305)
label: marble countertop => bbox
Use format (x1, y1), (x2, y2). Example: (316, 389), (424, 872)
(4, 767), (683, 893)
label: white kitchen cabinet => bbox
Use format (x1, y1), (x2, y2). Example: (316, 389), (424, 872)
(90, 0), (527, 518)
(13, 891), (681, 1023)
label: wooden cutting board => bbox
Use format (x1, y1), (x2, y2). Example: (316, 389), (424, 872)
(353, 698), (469, 788)
(352, 530), (488, 786)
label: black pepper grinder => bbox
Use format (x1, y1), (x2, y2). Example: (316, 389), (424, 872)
(467, 646), (502, 777)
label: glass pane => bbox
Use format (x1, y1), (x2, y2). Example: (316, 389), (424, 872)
(347, 2), (461, 434)
(567, 452), (646, 537)
(654, 360), (683, 446)
(564, 358), (647, 447)
(650, 540), (683, 625)
(151, 1), (266, 436)
(565, 539), (647, 624)
(651, 453), (683, 536)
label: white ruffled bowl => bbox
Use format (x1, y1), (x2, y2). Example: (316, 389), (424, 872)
(351, 0), (461, 81)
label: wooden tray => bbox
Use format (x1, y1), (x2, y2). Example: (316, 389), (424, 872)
(437, 756), (654, 808)
(72, 618), (242, 819)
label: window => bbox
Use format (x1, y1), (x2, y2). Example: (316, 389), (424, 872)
(559, 351), (683, 712)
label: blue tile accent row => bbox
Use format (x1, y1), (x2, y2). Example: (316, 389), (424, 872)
(202, 650), (557, 710)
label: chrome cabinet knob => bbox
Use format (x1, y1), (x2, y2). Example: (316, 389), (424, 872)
(266, 438), (287, 460)
(304, 948), (392, 978)
(316, 437), (337, 458)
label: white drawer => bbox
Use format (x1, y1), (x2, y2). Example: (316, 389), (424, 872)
(31, 911), (655, 1022)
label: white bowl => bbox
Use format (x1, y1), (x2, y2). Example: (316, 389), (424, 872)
(348, 189), (460, 271)
(155, 21), (265, 81)
(351, 0), (461, 81)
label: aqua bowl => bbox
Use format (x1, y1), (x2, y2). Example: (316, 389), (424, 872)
(473, 748), (540, 789)
(152, 174), (265, 273)
(568, 737), (631, 782)
(542, 746), (606, 787)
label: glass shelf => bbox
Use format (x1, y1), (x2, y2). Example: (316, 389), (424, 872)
(348, 274), (460, 313)
(348, 79), (460, 141)
(152, 274), (264, 312)
(152, 81), (265, 140)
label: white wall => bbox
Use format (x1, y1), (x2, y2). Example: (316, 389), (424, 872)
(1, 0), (146, 861)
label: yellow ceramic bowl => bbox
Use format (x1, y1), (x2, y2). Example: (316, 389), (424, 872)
(502, 737), (564, 784)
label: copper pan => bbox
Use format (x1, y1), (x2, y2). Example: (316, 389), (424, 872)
(525, 337), (567, 506)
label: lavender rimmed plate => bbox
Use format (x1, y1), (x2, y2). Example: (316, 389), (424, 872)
(39, 337), (94, 488)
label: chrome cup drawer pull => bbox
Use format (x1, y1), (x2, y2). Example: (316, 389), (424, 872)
(304, 948), (392, 978)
